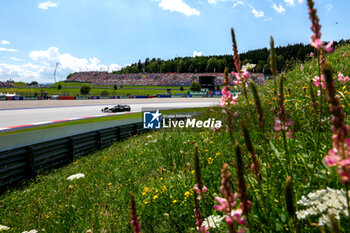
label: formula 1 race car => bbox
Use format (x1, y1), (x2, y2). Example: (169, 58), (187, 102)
(101, 104), (131, 113)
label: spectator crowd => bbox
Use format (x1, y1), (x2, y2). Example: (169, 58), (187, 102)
(0, 81), (15, 88)
(66, 72), (265, 86)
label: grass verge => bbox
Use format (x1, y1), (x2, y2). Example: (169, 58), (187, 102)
(0, 107), (209, 136)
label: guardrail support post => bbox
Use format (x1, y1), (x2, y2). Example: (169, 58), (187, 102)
(97, 131), (102, 149)
(68, 137), (75, 162)
(26, 146), (35, 177)
(133, 124), (137, 136)
(116, 127), (121, 141)
(137, 122), (143, 134)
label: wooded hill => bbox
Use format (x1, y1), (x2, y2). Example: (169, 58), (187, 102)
(118, 39), (350, 74)
(66, 39), (349, 79)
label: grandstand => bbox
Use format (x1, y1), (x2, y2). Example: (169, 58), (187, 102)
(0, 81), (15, 88)
(66, 72), (265, 86)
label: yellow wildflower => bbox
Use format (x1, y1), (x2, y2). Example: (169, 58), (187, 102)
(184, 191), (190, 197)
(153, 195), (159, 200)
(172, 200), (178, 204)
(208, 157), (213, 164)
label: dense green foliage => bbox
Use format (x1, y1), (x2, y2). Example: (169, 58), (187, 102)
(100, 90), (110, 96)
(190, 81), (201, 92)
(79, 84), (91, 95)
(114, 39), (349, 75)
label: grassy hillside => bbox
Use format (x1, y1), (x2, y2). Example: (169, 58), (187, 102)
(1, 43), (350, 233)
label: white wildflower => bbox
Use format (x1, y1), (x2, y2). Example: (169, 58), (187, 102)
(146, 135), (152, 138)
(241, 63), (256, 71)
(202, 215), (224, 229)
(318, 214), (331, 226)
(0, 224), (10, 231)
(22, 230), (38, 233)
(66, 173), (85, 181)
(296, 187), (349, 226)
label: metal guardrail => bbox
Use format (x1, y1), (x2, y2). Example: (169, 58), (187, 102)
(0, 122), (145, 191)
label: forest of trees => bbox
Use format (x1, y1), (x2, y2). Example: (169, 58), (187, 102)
(114, 39), (349, 75)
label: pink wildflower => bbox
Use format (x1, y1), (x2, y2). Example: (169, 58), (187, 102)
(130, 192), (141, 233)
(312, 74), (326, 90)
(214, 196), (230, 212)
(273, 117), (294, 131)
(212, 127), (220, 132)
(232, 70), (250, 84)
(310, 38), (323, 50)
(307, 0), (333, 53)
(324, 138), (350, 183)
(215, 164), (247, 233)
(241, 70), (250, 79)
(194, 194), (209, 233)
(232, 72), (242, 85)
(287, 129), (294, 139)
(323, 61), (350, 183)
(193, 184), (208, 200)
(310, 39), (333, 53)
(338, 73), (350, 83)
(219, 86), (238, 107)
(300, 65), (304, 72)
(310, 52), (314, 58)
(231, 209), (246, 225)
(323, 40), (334, 53)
